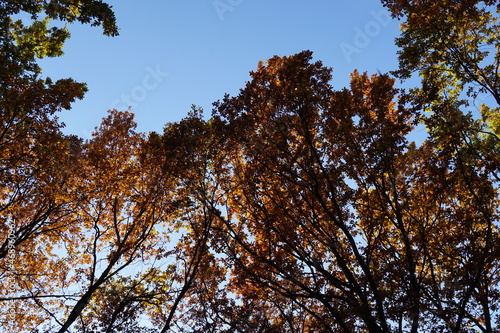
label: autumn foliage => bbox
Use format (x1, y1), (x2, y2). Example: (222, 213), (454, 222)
(1, 1), (500, 332)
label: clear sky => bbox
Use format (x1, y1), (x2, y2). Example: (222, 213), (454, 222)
(37, 0), (403, 138)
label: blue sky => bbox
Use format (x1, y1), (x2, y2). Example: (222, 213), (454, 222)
(37, 0), (403, 138)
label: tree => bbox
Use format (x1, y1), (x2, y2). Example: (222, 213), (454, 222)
(140, 107), (229, 333)
(0, 0), (119, 268)
(0, 0), (117, 75)
(191, 51), (500, 332)
(379, 0), (500, 204)
(0, 109), (219, 332)
(380, 0), (500, 106)
(0, 2), (120, 331)
(0, 3), (221, 331)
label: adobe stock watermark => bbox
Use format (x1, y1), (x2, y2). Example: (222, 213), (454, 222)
(213, 0), (243, 21)
(4, 218), (18, 327)
(339, 9), (392, 63)
(111, 65), (169, 111)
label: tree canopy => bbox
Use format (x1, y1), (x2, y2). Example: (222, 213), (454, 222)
(1, 1), (499, 332)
